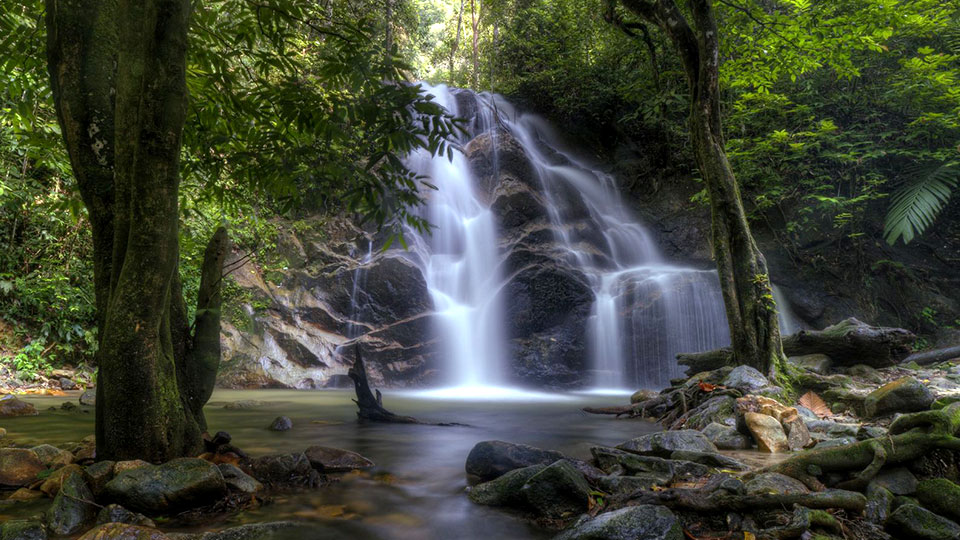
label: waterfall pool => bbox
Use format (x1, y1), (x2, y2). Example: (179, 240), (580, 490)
(2, 389), (659, 539)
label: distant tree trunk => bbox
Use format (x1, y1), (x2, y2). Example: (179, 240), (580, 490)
(490, 19), (499, 91)
(46, 0), (228, 462)
(616, 0), (785, 377)
(450, 0), (464, 84)
(385, 0), (394, 54)
(470, 0), (482, 89)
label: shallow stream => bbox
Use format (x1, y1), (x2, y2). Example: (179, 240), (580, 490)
(2, 389), (659, 539)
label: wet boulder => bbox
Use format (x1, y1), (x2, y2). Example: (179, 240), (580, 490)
(702, 422), (752, 450)
(675, 395), (736, 431)
(864, 376), (934, 417)
(469, 464), (546, 506)
(788, 353), (833, 374)
(0, 521), (47, 540)
(31, 444), (74, 468)
(46, 470), (97, 536)
(40, 464), (83, 496)
(0, 448), (44, 487)
(79, 389), (96, 407)
(247, 452), (318, 487)
(917, 478), (960, 522)
(744, 473), (809, 495)
(96, 504), (156, 527)
(616, 430), (717, 457)
(519, 460), (591, 518)
(886, 504), (960, 540)
(103, 458), (227, 514)
(465, 440), (564, 481)
(84, 460), (116, 495)
(553, 505), (683, 540)
(304, 446), (374, 473)
(744, 412), (790, 453)
(0, 395), (38, 417)
(630, 389), (659, 404)
(218, 463), (263, 494)
(268, 416), (292, 431)
(78, 524), (169, 540)
(722, 365), (769, 393)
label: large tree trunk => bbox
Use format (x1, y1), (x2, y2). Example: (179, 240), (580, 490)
(618, 0), (785, 377)
(47, 0), (226, 462)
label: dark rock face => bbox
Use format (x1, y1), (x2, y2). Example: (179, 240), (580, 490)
(886, 504), (960, 540)
(465, 440), (565, 481)
(102, 458), (227, 514)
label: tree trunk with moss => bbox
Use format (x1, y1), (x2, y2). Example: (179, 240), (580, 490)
(617, 0), (786, 378)
(46, 0), (227, 462)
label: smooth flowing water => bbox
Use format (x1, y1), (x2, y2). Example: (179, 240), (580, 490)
(1, 390), (655, 539)
(403, 85), (731, 392)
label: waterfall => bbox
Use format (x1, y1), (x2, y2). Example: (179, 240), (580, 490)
(402, 85), (803, 393)
(405, 87), (508, 392)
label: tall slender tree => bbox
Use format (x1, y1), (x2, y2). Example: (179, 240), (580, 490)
(609, 0), (786, 377)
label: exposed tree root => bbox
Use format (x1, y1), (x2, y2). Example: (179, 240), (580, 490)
(627, 473), (866, 513)
(755, 402), (960, 490)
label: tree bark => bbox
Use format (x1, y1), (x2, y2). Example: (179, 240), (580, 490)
(450, 0), (464, 84)
(617, 0), (786, 378)
(47, 0), (227, 462)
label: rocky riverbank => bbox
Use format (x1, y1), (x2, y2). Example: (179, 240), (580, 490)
(0, 412), (375, 540)
(465, 357), (960, 539)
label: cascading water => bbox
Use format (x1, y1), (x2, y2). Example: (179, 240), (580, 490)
(404, 87), (509, 393)
(402, 84), (796, 393)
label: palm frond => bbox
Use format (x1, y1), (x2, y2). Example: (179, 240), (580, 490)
(884, 160), (960, 245)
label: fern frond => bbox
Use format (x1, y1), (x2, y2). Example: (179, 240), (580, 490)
(884, 160), (960, 245)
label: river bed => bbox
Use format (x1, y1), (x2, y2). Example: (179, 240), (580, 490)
(2, 389), (662, 539)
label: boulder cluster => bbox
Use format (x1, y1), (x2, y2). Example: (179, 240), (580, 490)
(0, 426), (374, 540)
(469, 356), (960, 539)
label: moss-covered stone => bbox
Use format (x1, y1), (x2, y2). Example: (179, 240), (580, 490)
(468, 464), (545, 506)
(886, 504), (960, 540)
(553, 505), (683, 540)
(864, 376), (934, 417)
(520, 460), (591, 518)
(916, 478), (960, 522)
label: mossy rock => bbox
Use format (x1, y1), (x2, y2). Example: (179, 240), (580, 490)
(864, 376), (934, 417)
(468, 464), (545, 506)
(886, 504), (960, 540)
(916, 478), (960, 522)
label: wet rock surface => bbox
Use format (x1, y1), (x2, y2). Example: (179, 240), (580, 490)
(103, 458), (228, 514)
(465, 440), (565, 481)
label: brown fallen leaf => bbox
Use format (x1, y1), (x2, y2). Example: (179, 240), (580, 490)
(798, 391), (832, 418)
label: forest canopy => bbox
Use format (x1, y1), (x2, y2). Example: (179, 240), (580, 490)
(1, 0), (959, 370)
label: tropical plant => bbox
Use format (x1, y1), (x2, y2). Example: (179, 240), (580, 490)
(884, 159), (960, 245)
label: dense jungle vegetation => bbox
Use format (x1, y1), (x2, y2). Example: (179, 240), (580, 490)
(1, 0), (958, 375)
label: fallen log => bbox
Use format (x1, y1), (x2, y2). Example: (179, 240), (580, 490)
(677, 318), (915, 374)
(348, 344), (419, 424)
(902, 344), (960, 366)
